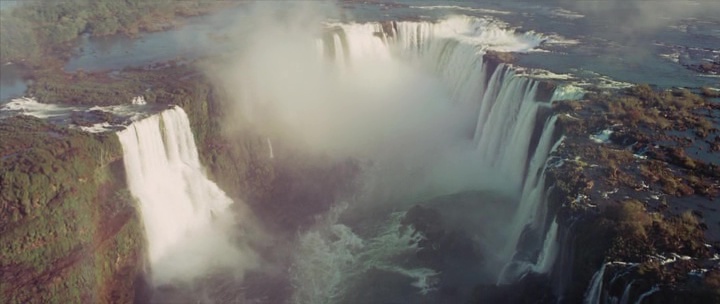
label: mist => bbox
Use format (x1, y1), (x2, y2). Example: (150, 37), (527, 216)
(186, 2), (568, 301)
(0, 0), (715, 302)
(149, 210), (258, 285)
(207, 2), (506, 209)
(562, 0), (720, 34)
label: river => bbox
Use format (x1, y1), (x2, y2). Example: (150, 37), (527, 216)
(1, 0), (718, 101)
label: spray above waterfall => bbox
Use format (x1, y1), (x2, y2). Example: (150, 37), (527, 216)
(3, 1), (718, 303)
(198, 4), (564, 300)
(41, 4), (570, 299)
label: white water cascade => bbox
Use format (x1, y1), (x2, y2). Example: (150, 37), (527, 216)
(323, 17), (555, 189)
(226, 15), (566, 300)
(315, 16), (561, 284)
(584, 263), (608, 304)
(117, 106), (252, 285)
(533, 217), (560, 274)
(619, 280), (635, 304)
(634, 285), (660, 304)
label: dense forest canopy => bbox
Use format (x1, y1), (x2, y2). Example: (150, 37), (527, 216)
(0, 0), (233, 64)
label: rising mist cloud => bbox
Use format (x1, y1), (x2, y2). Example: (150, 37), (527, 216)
(565, 0), (720, 34)
(203, 1), (509, 208)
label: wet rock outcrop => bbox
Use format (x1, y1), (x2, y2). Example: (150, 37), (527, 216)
(686, 61), (720, 75)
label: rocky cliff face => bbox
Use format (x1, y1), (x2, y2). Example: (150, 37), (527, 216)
(0, 64), (345, 302)
(0, 116), (144, 303)
(544, 87), (720, 303)
(6, 60), (716, 303)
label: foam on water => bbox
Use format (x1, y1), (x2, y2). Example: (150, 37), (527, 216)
(590, 129), (614, 144)
(0, 97), (75, 119)
(395, 16), (546, 53)
(0, 96), (151, 132)
(550, 8), (585, 20)
(551, 84), (585, 101)
(291, 203), (437, 304)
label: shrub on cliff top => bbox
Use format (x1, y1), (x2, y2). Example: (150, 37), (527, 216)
(603, 200), (708, 260)
(606, 200), (652, 238)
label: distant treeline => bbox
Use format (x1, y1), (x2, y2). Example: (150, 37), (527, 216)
(0, 0), (233, 64)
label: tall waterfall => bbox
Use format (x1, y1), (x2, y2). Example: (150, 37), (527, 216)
(117, 106), (253, 285)
(584, 263), (608, 304)
(314, 16), (561, 283)
(222, 15), (565, 300)
(323, 17), (554, 191)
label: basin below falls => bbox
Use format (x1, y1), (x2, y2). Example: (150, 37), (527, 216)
(117, 17), (578, 303)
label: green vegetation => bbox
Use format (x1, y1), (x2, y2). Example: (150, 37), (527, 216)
(27, 71), (146, 106)
(556, 85), (715, 138)
(21, 61), (277, 204)
(603, 85), (707, 130)
(605, 201), (708, 260)
(554, 85), (719, 199)
(0, 0), (237, 64)
(0, 62), (259, 302)
(25, 59), (238, 110)
(0, 116), (120, 226)
(604, 203), (718, 303)
(0, 116), (143, 303)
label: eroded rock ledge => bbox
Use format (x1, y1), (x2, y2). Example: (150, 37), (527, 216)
(545, 85), (720, 303)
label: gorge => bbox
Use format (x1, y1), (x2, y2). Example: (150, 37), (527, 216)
(1, 1), (719, 304)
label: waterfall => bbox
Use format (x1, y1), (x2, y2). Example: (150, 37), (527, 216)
(533, 217), (559, 274)
(267, 138), (275, 159)
(495, 123), (563, 284)
(332, 33), (346, 69)
(241, 16), (562, 299)
(319, 16), (560, 283)
(474, 65), (548, 188)
(634, 285), (659, 304)
(584, 263), (608, 304)
(552, 218), (579, 301)
(619, 280), (635, 304)
(117, 106), (251, 285)
(325, 17), (554, 193)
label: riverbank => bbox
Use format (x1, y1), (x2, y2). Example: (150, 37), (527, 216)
(0, 0), (241, 68)
(1, 2), (719, 302)
(3, 51), (720, 304)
